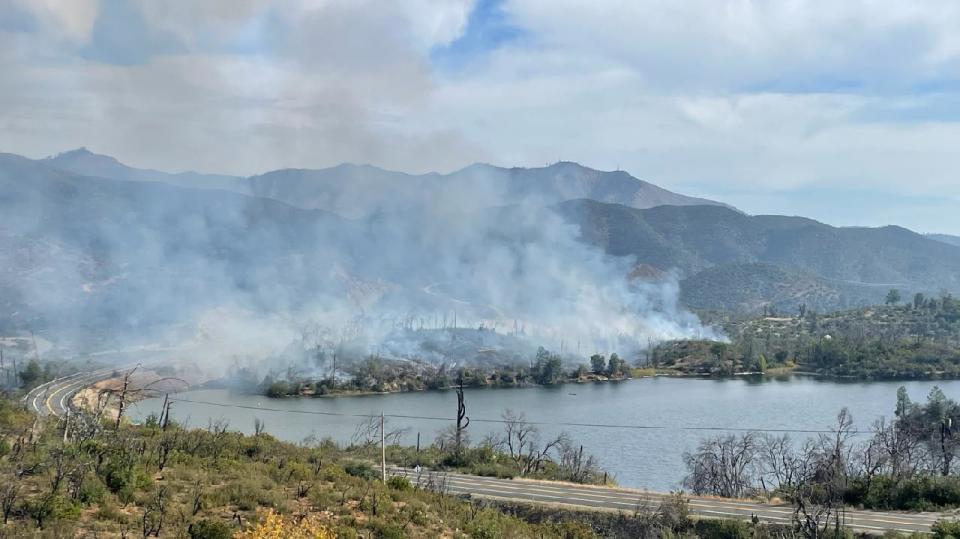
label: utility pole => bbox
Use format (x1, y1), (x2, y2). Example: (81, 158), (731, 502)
(380, 411), (386, 484)
(62, 410), (70, 443)
(30, 330), (41, 362)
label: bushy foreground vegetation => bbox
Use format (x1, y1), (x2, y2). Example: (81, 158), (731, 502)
(2, 391), (612, 538)
(684, 386), (960, 531)
(4, 386), (944, 538)
(659, 296), (960, 379)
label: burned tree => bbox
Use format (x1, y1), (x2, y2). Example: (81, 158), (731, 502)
(683, 432), (758, 498)
(500, 409), (565, 476)
(454, 375), (470, 456)
(98, 366), (187, 430)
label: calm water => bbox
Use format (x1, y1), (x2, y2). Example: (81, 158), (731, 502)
(130, 377), (960, 490)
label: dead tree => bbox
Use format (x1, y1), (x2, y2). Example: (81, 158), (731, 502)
(455, 375), (470, 456)
(790, 409), (854, 539)
(189, 478), (204, 516)
(682, 432), (758, 498)
(1, 484), (19, 524)
(501, 409), (564, 476)
(99, 366), (187, 430)
(141, 486), (167, 537)
(110, 366), (139, 430)
(351, 416), (405, 449)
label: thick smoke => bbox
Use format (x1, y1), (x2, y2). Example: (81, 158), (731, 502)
(0, 152), (721, 378)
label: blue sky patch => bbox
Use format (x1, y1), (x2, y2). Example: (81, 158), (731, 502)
(431, 0), (524, 71)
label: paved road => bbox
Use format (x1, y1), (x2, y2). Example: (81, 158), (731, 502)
(390, 467), (952, 534)
(23, 367), (120, 416)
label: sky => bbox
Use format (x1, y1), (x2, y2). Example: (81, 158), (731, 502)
(1, 0), (959, 234)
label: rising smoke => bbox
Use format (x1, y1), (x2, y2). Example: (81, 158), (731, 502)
(0, 152), (721, 380)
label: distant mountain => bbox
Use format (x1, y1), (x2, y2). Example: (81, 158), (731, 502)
(44, 148), (245, 192)
(45, 149), (732, 216)
(559, 199), (960, 312)
(929, 234), (960, 248)
(248, 161), (733, 217)
(5, 149), (959, 327)
(0, 152), (348, 333)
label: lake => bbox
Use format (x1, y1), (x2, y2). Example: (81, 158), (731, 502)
(129, 376), (960, 491)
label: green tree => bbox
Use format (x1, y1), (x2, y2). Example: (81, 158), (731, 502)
(886, 288), (902, 305)
(532, 349), (564, 385)
(574, 364), (588, 379)
(607, 353), (626, 377)
(757, 354), (767, 374)
(18, 359), (43, 389)
(896, 386), (913, 417)
(590, 354), (606, 375)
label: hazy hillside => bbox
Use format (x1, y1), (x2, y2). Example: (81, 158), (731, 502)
(248, 161), (732, 217)
(5, 150), (960, 332)
(559, 199), (960, 312)
(679, 263), (886, 314)
(0, 152), (350, 333)
(45, 148), (245, 192)
(0, 153), (714, 355)
(46, 149), (731, 217)
(929, 234), (960, 248)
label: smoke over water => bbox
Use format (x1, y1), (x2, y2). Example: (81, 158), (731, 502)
(0, 152), (721, 379)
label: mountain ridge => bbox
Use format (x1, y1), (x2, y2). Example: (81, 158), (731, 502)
(3, 150), (959, 327)
(928, 233), (960, 248)
(44, 148), (733, 217)
(557, 198), (960, 310)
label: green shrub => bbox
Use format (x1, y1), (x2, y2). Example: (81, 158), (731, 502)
(387, 476), (412, 492)
(344, 460), (376, 480)
(101, 460), (152, 504)
(366, 518), (406, 539)
(77, 477), (107, 505)
(465, 509), (510, 539)
(694, 519), (753, 539)
(334, 525), (359, 539)
(847, 476), (960, 510)
(188, 519), (234, 539)
(95, 499), (128, 524)
(402, 501), (429, 526)
(934, 519), (960, 539)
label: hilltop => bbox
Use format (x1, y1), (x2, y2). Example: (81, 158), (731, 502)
(46, 148), (731, 217)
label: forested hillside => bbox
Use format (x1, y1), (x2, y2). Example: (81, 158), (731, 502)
(559, 199), (960, 313)
(655, 295), (960, 378)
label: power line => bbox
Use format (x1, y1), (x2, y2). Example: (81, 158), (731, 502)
(168, 397), (864, 435)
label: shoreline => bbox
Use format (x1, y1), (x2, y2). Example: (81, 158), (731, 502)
(252, 366), (960, 401)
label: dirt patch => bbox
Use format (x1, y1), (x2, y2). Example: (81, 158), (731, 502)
(72, 368), (191, 421)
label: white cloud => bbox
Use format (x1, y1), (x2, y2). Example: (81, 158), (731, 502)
(1, 0), (959, 232)
(16, 0), (99, 41)
(502, 0), (960, 91)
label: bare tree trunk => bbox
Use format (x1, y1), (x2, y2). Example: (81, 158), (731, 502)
(455, 375), (470, 456)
